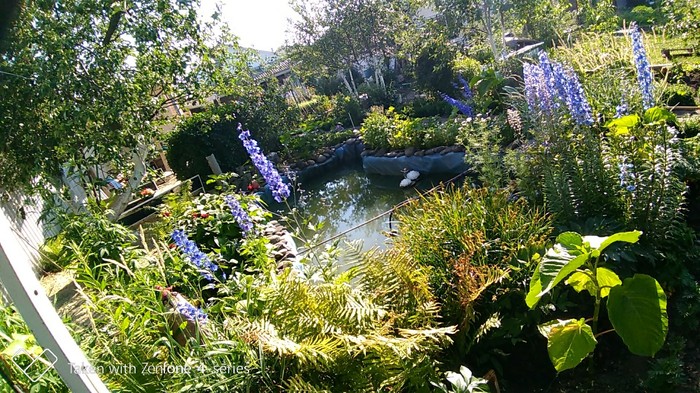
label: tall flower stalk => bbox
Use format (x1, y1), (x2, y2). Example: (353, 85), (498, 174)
(171, 229), (220, 280)
(630, 22), (654, 110)
(224, 194), (254, 235)
(238, 124), (290, 203)
(440, 92), (474, 117)
(524, 52), (593, 125)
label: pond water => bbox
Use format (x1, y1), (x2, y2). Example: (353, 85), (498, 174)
(271, 165), (462, 254)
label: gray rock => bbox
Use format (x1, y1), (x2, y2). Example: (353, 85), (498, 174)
(316, 155), (327, 163)
(376, 148), (388, 156)
(415, 150), (425, 157)
(405, 147), (416, 157)
(306, 160), (316, 166)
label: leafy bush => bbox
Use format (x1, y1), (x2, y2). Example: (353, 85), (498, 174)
(394, 186), (552, 335)
(457, 116), (508, 188)
(166, 89), (298, 180)
(528, 230), (668, 372)
(280, 128), (355, 161)
(661, 83), (697, 107)
(453, 55), (483, 84)
(359, 107), (395, 149)
(423, 115), (461, 148)
(357, 82), (396, 108)
(414, 36), (457, 95)
(622, 6), (662, 27)
(401, 96), (453, 118)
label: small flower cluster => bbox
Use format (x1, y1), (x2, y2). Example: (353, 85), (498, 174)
(630, 22), (654, 110)
(171, 229), (220, 280)
(238, 124), (290, 203)
(506, 108), (523, 136)
(176, 300), (208, 325)
(618, 162), (636, 192)
(524, 52), (594, 126)
(224, 194), (254, 235)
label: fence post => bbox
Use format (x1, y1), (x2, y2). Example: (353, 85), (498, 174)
(0, 212), (109, 392)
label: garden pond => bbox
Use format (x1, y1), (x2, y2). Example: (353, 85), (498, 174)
(271, 165), (465, 254)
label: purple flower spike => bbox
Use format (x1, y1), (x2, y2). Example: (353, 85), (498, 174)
(238, 124), (291, 203)
(630, 23), (654, 110)
(171, 229), (220, 281)
(224, 195), (254, 235)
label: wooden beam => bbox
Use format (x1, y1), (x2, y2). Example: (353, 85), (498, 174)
(0, 213), (109, 392)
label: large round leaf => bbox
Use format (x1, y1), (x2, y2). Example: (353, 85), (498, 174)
(608, 274), (668, 356)
(538, 319), (597, 372)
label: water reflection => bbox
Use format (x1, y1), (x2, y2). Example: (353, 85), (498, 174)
(272, 165), (459, 253)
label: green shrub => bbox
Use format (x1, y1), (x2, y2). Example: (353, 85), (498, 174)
(401, 97), (452, 118)
(662, 83), (697, 107)
(394, 186), (552, 333)
(359, 107), (394, 149)
(414, 36), (457, 95)
(453, 54), (483, 84)
(623, 5), (662, 27)
(280, 128), (355, 161)
(423, 116), (460, 148)
(679, 115), (700, 138)
(357, 82), (396, 108)
(167, 89), (298, 180)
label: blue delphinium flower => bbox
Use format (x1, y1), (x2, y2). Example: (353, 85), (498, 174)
(539, 52), (566, 110)
(523, 62), (553, 116)
(630, 22), (654, 110)
(456, 74), (474, 102)
(224, 195), (254, 235)
(171, 229), (220, 280)
(562, 66), (594, 126)
(440, 91), (474, 117)
(176, 301), (208, 324)
(618, 162), (636, 192)
(238, 124), (291, 203)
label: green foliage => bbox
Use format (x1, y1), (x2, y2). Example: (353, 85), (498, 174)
(360, 107), (464, 150)
(577, 0), (619, 32)
(622, 5), (663, 27)
(280, 128), (355, 161)
(400, 97), (453, 118)
(528, 230), (668, 372)
(0, 0), (243, 194)
(357, 82), (398, 108)
(662, 0), (700, 40)
(394, 186), (552, 332)
(414, 35), (457, 95)
(506, 0), (574, 46)
(432, 365), (490, 393)
(0, 304), (67, 392)
(359, 107), (395, 149)
(661, 83), (697, 107)
(166, 90), (297, 180)
(453, 55), (483, 84)
(45, 209), (144, 278)
(457, 115), (512, 188)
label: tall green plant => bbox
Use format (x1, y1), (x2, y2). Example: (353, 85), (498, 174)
(527, 230), (668, 372)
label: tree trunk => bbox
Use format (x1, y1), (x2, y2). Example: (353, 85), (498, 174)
(340, 72), (354, 96)
(107, 141), (148, 221)
(348, 68), (358, 96)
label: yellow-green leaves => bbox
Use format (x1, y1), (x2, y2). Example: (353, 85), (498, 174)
(605, 114), (640, 135)
(608, 274), (668, 357)
(526, 231), (642, 308)
(538, 319), (597, 372)
(566, 267), (621, 298)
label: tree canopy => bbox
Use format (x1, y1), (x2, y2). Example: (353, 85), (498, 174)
(0, 0), (247, 207)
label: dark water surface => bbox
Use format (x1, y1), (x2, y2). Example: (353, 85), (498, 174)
(272, 165), (462, 253)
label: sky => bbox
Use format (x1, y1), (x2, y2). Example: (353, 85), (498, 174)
(199, 0), (300, 52)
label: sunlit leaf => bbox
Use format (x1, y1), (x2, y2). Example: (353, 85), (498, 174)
(608, 274), (668, 356)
